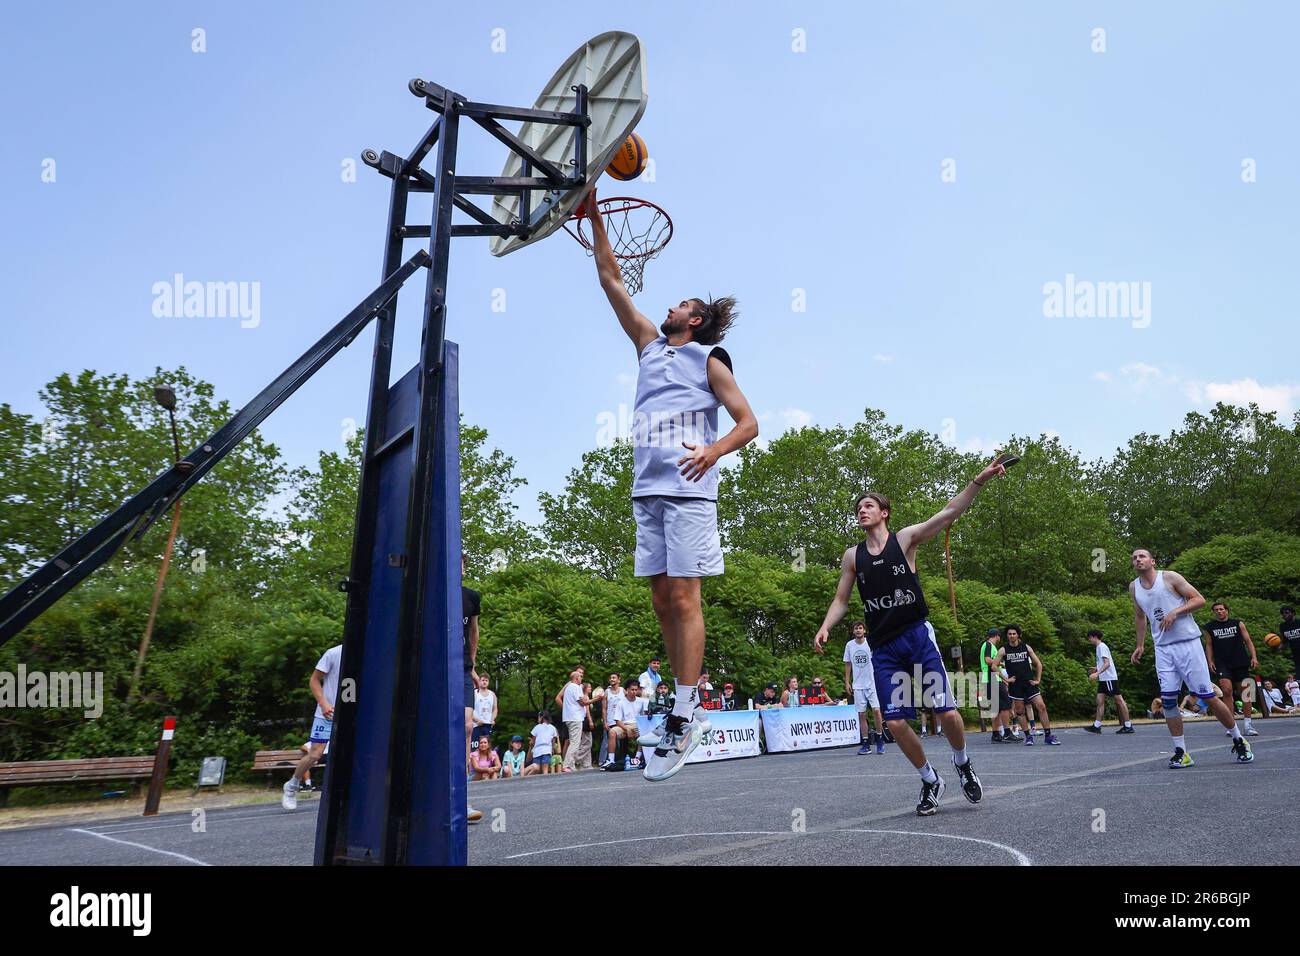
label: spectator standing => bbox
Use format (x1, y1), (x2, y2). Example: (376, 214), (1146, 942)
(557, 670), (591, 772)
(471, 674), (498, 744)
(638, 657), (664, 698)
(1286, 675), (1300, 708)
(575, 682), (596, 769)
(460, 553), (484, 824)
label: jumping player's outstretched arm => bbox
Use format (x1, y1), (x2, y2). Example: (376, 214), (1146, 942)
(585, 188), (658, 356)
(813, 547), (858, 653)
(895, 456), (1008, 564)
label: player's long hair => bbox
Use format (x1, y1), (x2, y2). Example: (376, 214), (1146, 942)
(689, 295), (738, 345)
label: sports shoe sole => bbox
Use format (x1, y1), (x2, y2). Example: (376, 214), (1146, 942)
(642, 719), (711, 782)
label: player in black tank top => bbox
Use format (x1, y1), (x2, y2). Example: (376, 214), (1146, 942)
(853, 533), (930, 649)
(1202, 602), (1260, 734)
(997, 626), (1060, 745)
(812, 455), (1013, 815)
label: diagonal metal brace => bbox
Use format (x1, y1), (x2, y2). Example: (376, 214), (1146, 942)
(0, 250), (431, 646)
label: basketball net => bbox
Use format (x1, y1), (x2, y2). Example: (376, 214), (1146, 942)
(566, 197), (672, 296)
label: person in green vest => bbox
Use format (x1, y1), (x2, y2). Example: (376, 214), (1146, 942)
(979, 627), (1014, 743)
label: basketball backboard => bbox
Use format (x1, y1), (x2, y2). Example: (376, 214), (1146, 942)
(489, 31), (646, 257)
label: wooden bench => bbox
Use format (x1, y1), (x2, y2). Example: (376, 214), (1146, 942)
(251, 750), (325, 785)
(0, 756), (156, 806)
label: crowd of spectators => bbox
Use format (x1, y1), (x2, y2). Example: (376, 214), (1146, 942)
(467, 660), (843, 780)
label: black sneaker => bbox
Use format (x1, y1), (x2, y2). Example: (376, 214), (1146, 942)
(1116, 726), (1135, 734)
(990, 731), (1005, 744)
(916, 775), (946, 816)
(1232, 737), (1254, 763)
(1083, 725), (1102, 735)
(954, 759), (982, 803)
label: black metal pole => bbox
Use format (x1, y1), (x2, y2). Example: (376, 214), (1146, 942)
(384, 85), (462, 865)
(315, 150), (415, 865)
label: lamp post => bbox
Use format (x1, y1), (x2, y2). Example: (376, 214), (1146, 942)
(128, 386), (184, 704)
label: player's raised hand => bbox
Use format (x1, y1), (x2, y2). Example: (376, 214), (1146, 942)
(975, 456), (1008, 485)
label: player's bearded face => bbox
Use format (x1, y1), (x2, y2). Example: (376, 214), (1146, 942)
(661, 300), (693, 335)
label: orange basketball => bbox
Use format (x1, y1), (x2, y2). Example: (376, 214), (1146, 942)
(1266, 633), (1282, 649)
(606, 132), (648, 181)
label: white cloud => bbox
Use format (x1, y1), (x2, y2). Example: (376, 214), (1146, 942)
(1118, 362), (1166, 389)
(1094, 364), (1300, 416)
(1199, 378), (1300, 416)
(872, 354), (895, 364)
(754, 408), (815, 446)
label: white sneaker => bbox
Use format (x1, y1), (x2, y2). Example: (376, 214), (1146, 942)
(467, 806), (483, 824)
(1244, 727), (1259, 736)
(281, 778), (299, 811)
(643, 713), (711, 782)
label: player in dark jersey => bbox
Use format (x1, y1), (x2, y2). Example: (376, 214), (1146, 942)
(1201, 601), (1260, 736)
(814, 456), (1009, 816)
(997, 626), (1061, 746)
(1279, 607), (1300, 674)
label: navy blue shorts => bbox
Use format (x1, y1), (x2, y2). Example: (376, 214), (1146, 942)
(871, 620), (954, 721)
(463, 670), (475, 706)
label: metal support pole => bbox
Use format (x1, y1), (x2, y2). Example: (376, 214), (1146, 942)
(384, 85), (464, 865)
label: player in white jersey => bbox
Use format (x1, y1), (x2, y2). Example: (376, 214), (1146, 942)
(1128, 549), (1253, 768)
(283, 644), (341, 811)
(1085, 628), (1133, 734)
(585, 188), (759, 782)
(844, 621), (885, 754)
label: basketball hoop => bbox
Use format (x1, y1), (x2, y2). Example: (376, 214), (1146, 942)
(565, 196), (672, 296)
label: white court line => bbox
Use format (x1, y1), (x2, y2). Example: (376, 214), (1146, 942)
(93, 809), (311, 836)
(505, 831), (783, 860)
(68, 827), (211, 866)
(505, 828), (1032, 865)
(832, 829), (1032, 866)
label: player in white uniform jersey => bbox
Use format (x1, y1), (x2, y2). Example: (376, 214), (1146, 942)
(585, 188), (759, 782)
(1128, 549), (1253, 768)
(844, 621), (885, 754)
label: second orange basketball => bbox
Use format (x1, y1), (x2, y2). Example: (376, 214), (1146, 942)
(605, 132), (648, 181)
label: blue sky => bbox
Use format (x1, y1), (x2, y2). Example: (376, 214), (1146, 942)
(5, 2), (1298, 525)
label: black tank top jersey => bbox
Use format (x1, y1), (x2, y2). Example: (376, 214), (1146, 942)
(853, 533), (929, 650)
(1205, 618), (1248, 666)
(1003, 642), (1034, 683)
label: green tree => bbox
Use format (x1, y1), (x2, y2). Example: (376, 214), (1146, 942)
(1097, 403), (1300, 561)
(538, 441), (635, 579)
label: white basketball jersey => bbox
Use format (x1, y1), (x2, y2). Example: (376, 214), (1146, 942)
(1132, 571), (1201, 646)
(631, 336), (722, 501)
